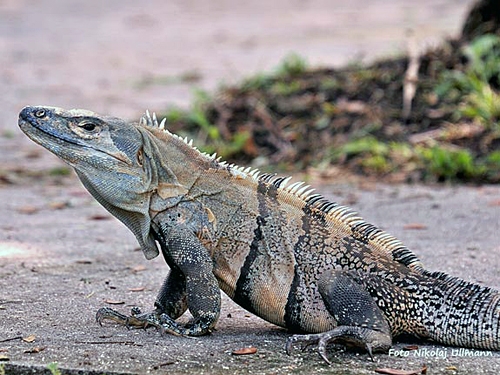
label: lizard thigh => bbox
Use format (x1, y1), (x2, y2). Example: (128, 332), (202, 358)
(287, 269), (393, 362)
(318, 269), (390, 334)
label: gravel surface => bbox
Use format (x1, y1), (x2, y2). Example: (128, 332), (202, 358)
(1, 1), (499, 374)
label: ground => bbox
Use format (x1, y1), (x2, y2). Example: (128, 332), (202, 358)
(1, 1), (499, 374)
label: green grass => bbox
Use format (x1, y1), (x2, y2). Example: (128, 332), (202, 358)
(47, 362), (62, 375)
(48, 166), (71, 176)
(436, 34), (500, 131)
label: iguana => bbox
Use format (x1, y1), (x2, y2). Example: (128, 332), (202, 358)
(18, 105), (499, 363)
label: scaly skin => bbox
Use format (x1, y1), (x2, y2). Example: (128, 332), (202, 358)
(19, 106), (500, 363)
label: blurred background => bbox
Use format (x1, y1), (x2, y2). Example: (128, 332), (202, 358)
(1, 0), (480, 183)
(1, 0), (473, 126)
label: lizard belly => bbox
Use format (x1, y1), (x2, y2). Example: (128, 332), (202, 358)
(214, 247), (293, 327)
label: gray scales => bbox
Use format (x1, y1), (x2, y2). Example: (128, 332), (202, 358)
(18, 106), (500, 364)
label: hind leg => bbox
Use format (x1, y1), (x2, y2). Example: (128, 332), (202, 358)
(286, 270), (392, 363)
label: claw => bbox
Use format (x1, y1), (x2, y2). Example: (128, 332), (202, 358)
(286, 333), (321, 356)
(286, 334), (319, 355)
(286, 333), (337, 364)
(96, 307), (159, 331)
(285, 337), (295, 355)
(96, 307), (130, 326)
(365, 343), (375, 362)
(318, 336), (333, 365)
(158, 313), (184, 336)
(95, 306), (211, 337)
(285, 329), (376, 365)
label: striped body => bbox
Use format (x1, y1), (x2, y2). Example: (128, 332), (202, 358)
(179, 156), (499, 348)
(19, 106), (500, 353)
(146, 123), (500, 350)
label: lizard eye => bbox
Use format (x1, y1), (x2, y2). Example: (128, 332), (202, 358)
(78, 121), (97, 132)
(34, 109), (46, 118)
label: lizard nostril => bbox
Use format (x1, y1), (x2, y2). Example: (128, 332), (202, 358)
(34, 109), (46, 118)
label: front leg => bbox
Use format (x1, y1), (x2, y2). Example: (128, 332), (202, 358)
(97, 222), (220, 336)
(158, 223), (221, 336)
(155, 266), (188, 319)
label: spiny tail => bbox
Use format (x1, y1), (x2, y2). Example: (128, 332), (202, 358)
(423, 271), (500, 350)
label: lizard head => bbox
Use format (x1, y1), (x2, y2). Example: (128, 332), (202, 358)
(18, 105), (176, 260)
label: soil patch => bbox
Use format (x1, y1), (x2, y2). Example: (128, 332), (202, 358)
(162, 36), (500, 184)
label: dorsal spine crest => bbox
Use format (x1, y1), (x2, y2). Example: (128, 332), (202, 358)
(138, 110), (423, 270)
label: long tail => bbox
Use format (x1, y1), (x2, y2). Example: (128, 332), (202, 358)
(422, 271), (500, 350)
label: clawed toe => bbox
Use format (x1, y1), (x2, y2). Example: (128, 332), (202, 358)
(286, 333), (344, 365)
(286, 334), (316, 355)
(285, 326), (387, 364)
(96, 307), (129, 326)
(95, 307), (161, 330)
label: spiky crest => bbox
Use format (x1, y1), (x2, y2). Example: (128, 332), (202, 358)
(137, 111), (424, 272)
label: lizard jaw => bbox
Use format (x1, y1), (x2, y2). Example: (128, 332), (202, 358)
(19, 105), (131, 165)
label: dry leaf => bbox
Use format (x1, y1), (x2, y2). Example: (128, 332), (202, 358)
(131, 265), (146, 273)
(48, 201), (69, 210)
(403, 345), (419, 351)
(89, 214), (111, 220)
(375, 366), (426, 375)
(128, 287), (145, 292)
(24, 346), (46, 354)
(403, 223), (427, 230)
(75, 259), (92, 264)
(104, 300), (125, 305)
(22, 334), (36, 343)
(25, 150), (42, 159)
(232, 347), (257, 356)
(17, 205), (39, 214)
(151, 361), (175, 369)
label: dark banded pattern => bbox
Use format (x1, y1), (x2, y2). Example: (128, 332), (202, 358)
(30, 105), (500, 352)
(233, 214), (266, 314)
(284, 202), (313, 332)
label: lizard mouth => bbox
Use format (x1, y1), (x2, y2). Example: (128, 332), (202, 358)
(18, 107), (130, 164)
(19, 115), (84, 149)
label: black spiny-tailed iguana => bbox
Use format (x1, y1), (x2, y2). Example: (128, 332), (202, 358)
(18, 106), (499, 363)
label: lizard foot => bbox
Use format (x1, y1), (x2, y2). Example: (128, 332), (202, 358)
(96, 307), (164, 331)
(286, 326), (391, 364)
(95, 307), (200, 336)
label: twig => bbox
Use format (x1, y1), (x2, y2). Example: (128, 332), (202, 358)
(74, 340), (143, 346)
(151, 361), (176, 370)
(0, 336), (22, 343)
(402, 30), (421, 120)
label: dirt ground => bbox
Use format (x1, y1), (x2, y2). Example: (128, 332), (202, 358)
(1, 0), (499, 374)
